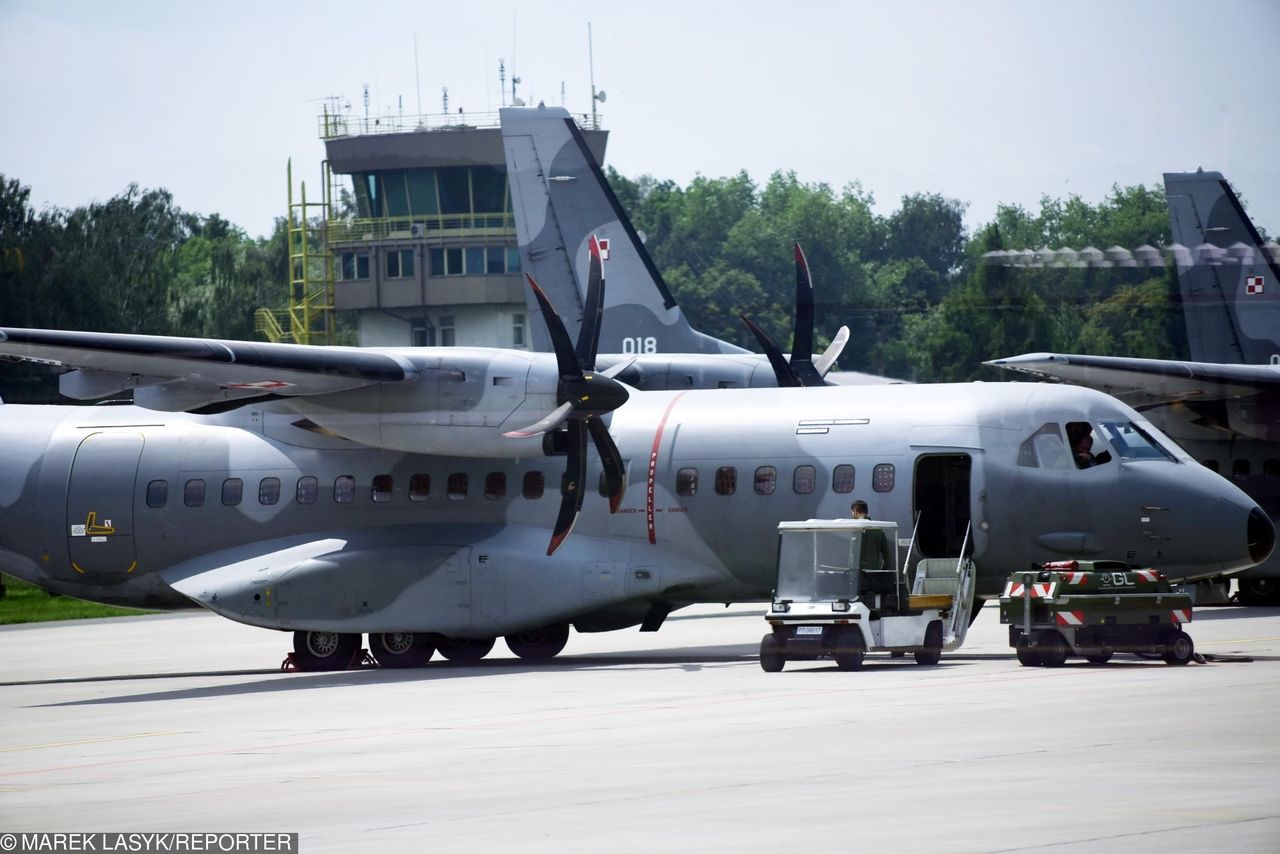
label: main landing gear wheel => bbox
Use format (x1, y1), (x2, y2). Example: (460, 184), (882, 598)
(760, 633), (786, 672)
(437, 636), (496, 662)
(915, 620), (943, 666)
(505, 623), (570, 660)
(292, 630), (361, 671)
(1015, 636), (1042, 667)
(1036, 630), (1070, 668)
(368, 632), (435, 668)
(833, 627), (866, 671)
(1162, 630), (1195, 665)
(1237, 578), (1280, 607)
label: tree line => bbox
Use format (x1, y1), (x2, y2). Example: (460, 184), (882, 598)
(0, 167), (1193, 401)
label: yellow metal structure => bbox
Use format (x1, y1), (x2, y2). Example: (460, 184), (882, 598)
(256, 159), (335, 345)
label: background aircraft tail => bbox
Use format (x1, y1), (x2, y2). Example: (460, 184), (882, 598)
(502, 105), (747, 355)
(1164, 170), (1280, 365)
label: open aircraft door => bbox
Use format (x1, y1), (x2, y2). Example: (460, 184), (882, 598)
(913, 454), (973, 559)
(66, 431), (144, 578)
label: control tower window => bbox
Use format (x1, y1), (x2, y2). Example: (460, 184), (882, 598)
(437, 167), (471, 215)
(386, 249), (414, 279)
(340, 252), (369, 281)
(472, 166), (507, 213)
(406, 169), (438, 215)
(382, 170), (409, 217)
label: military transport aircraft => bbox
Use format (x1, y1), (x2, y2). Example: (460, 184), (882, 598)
(988, 170), (1280, 604)
(0, 257), (1271, 669)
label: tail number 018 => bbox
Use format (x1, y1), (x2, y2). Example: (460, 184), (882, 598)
(622, 337), (658, 354)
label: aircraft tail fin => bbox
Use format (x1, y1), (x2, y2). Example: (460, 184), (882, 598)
(1164, 170), (1280, 365)
(501, 105), (746, 356)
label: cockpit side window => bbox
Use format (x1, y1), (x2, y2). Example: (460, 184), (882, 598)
(1097, 421), (1176, 462)
(1066, 421), (1110, 469)
(1018, 424), (1072, 469)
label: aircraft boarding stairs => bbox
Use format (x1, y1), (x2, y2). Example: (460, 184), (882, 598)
(910, 556), (976, 651)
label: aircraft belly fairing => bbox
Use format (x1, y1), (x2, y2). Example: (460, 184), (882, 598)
(160, 524), (728, 636)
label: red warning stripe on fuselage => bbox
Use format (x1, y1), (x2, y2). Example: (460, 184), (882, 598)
(646, 391), (690, 544)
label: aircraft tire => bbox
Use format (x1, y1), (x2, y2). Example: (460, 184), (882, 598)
(292, 630), (361, 671)
(833, 627), (865, 671)
(1162, 630), (1195, 665)
(759, 633), (786, 672)
(369, 632), (435, 668)
(915, 620), (943, 666)
(1036, 631), (1069, 668)
(1015, 636), (1041, 667)
(505, 623), (570, 660)
(437, 636), (496, 662)
(1237, 578), (1280, 607)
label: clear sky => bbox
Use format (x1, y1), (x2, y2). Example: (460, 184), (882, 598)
(2, 0), (1277, 241)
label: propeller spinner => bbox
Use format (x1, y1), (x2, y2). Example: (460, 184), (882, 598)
(503, 236), (630, 555)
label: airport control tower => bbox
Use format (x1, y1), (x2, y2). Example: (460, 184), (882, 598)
(266, 103), (608, 348)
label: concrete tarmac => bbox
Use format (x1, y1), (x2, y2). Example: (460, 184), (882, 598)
(2, 603), (1279, 853)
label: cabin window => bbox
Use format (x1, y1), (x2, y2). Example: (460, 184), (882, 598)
(872, 464), (895, 493)
(183, 479), (206, 508)
(523, 471), (545, 499)
(1233, 459), (1251, 479)
(334, 475), (355, 504)
(447, 473), (468, 500)
(485, 472), (507, 500)
(832, 464), (855, 494)
(676, 468), (699, 497)
(296, 476), (318, 505)
(221, 478), (243, 507)
(410, 474), (431, 501)
(258, 477), (281, 505)
(146, 480), (169, 508)
(715, 466), (737, 495)
(372, 474), (393, 503)
(1202, 459), (1220, 473)
(754, 466), (777, 495)
(793, 465), (816, 495)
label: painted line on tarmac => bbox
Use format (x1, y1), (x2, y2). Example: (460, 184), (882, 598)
(0, 731), (187, 752)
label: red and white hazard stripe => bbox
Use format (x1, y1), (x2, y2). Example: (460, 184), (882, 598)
(1062, 571), (1087, 585)
(1171, 609), (1192, 624)
(1134, 569), (1162, 582)
(1055, 610), (1086, 627)
(1003, 582), (1057, 598)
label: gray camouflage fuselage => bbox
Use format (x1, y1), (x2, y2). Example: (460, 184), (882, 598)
(0, 377), (1268, 639)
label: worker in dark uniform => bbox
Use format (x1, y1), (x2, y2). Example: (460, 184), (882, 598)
(852, 500), (892, 570)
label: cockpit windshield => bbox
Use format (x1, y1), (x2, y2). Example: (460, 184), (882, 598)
(1097, 421), (1177, 462)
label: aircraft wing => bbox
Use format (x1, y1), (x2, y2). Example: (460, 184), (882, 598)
(986, 352), (1280, 406)
(0, 328), (414, 411)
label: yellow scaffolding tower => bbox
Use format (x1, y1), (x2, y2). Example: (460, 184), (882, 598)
(255, 159), (335, 345)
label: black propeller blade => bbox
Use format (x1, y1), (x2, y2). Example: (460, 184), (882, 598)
(789, 243), (825, 386)
(740, 242), (829, 388)
(740, 314), (802, 387)
(506, 235), (629, 555)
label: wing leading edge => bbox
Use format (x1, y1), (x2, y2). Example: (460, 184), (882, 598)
(0, 328), (415, 411)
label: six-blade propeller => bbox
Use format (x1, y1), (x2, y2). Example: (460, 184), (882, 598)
(505, 236), (630, 555)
